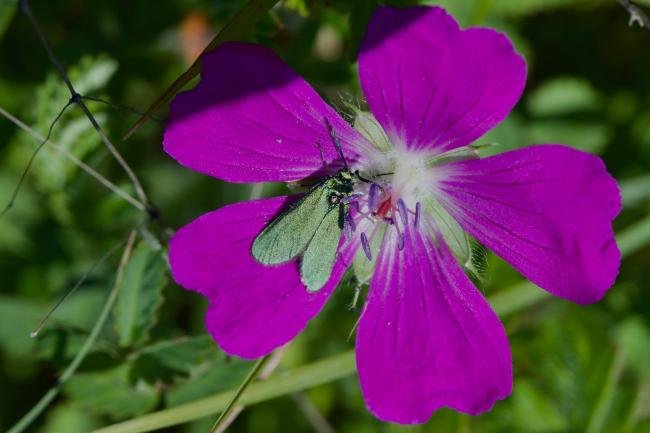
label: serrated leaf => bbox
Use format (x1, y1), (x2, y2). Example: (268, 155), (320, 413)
(114, 241), (167, 347)
(64, 365), (159, 419)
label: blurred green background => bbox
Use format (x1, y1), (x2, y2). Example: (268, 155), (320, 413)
(1, 0), (649, 432)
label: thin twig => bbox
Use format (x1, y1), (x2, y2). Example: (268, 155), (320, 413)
(7, 230), (138, 433)
(0, 104), (146, 212)
(20, 0), (152, 210)
(0, 101), (72, 218)
(617, 0), (650, 28)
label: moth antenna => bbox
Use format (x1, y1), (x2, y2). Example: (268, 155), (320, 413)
(324, 117), (349, 170)
(29, 239), (125, 338)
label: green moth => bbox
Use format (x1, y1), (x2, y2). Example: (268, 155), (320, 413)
(252, 120), (365, 293)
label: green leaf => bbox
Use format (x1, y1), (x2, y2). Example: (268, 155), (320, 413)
(527, 121), (609, 154)
(620, 174), (650, 208)
(65, 365), (159, 420)
(7, 55), (118, 223)
(490, 0), (577, 16)
(0, 0), (17, 41)
(167, 358), (252, 407)
(615, 318), (650, 381)
(0, 172), (40, 255)
(283, 0), (309, 16)
(27, 55), (118, 190)
(511, 380), (569, 431)
(0, 289), (106, 358)
(528, 77), (602, 116)
(38, 404), (101, 433)
(114, 241), (167, 348)
(130, 335), (215, 384)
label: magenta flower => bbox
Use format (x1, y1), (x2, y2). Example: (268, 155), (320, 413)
(164, 6), (620, 424)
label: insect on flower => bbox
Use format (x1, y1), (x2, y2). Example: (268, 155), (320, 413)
(164, 5), (620, 424)
(252, 119), (378, 292)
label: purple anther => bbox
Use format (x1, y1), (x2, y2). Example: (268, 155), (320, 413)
(368, 183), (380, 213)
(414, 202), (421, 228)
(397, 233), (405, 251)
(360, 232), (372, 261)
(396, 198), (408, 226)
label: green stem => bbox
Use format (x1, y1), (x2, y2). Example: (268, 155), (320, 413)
(7, 231), (138, 433)
(208, 354), (270, 433)
(91, 351), (355, 433)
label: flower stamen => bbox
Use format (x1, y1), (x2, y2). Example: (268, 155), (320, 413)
(360, 232), (372, 260)
(396, 198), (408, 226)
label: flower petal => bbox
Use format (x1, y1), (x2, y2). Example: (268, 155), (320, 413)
(439, 144), (621, 304)
(358, 6), (526, 152)
(164, 42), (367, 183)
(169, 196), (353, 358)
(355, 226), (512, 423)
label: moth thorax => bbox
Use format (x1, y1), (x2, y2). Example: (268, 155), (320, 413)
(338, 169), (354, 181)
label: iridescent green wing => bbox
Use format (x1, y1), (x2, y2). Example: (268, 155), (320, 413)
(252, 185), (331, 265)
(300, 204), (344, 292)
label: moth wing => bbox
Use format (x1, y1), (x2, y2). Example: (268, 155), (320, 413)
(252, 186), (330, 265)
(300, 205), (343, 292)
